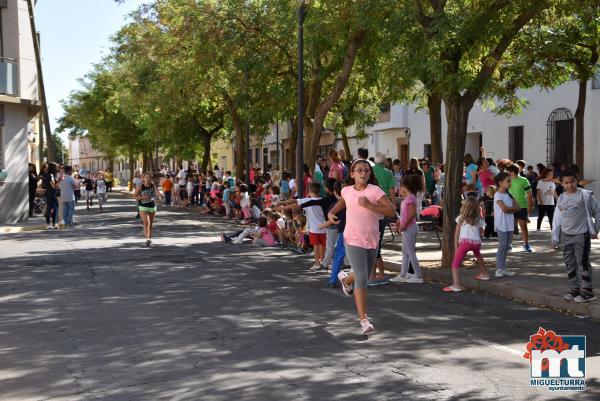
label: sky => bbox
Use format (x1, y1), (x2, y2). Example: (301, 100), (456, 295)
(36, 0), (147, 142)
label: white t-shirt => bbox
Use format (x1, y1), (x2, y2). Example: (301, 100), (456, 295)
(241, 192), (250, 208)
(289, 179), (296, 190)
(297, 197), (326, 234)
(494, 191), (515, 232)
(455, 217), (485, 243)
(177, 169), (187, 186)
(537, 180), (556, 206)
(96, 179), (107, 194)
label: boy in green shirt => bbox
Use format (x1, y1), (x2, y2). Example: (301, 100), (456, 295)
(507, 164), (534, 252)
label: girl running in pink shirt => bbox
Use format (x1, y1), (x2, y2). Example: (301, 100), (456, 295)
(328, 160), (396, 335)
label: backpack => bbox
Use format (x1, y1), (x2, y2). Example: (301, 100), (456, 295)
(341, 162), (349, 180)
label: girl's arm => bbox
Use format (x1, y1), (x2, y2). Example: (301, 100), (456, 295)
(536, 188), (542, 205)
(357, 195), (395, 217)
(496, 199), (519, 213)
(327, 199), (346, 223)
(398, 202), (417, 231)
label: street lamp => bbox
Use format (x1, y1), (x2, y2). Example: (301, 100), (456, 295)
(295, 0), (308, 198)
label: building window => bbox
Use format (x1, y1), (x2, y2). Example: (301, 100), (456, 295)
(508, 126), (524, 161)
(263, 147), (268, 168)
(546, 108), (574, 165)
(254, 148), (259, 167)
(423, 144), (432, 160)
(592, 72), (600, 90)
(378, 103), (391, 123)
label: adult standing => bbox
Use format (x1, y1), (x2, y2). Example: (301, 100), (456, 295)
(338, 149), (351, 170)
(134, 172), (162, 247)
(28, 163), (38, 218)
(42, 162), (59, 230)
(421, 159), (436, 199)
(372, 152), (396, 280)
(477, 157), (496, 192)
(104, 168), (114, 193)
(328, 149), (346, 181)
(464, 153), (479, 192)
(58, 165), (77, 227)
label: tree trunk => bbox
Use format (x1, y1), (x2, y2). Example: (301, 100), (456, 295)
(341, 129), (351, 161)
(574, 78), (586, 179)
(128, 146), (135, 191)
(441, 96), (472, 267)
(201, 131), (213, 173)
(142, 152), (149, 173)
(305, 30), (366, 170)
(427, 92), (443, 164)
(224, 93), (245, 179)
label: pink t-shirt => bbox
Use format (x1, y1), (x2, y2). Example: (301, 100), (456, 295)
(400, 193), (418, 229)
(329, 161), (344, 181)
(479, 168), (495, 190)
(342, 184), (385, 249)
(259, 227), (275, 246)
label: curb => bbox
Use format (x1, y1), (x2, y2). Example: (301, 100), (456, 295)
(0, 224), (47, 233)
(386, 261), (599, 320)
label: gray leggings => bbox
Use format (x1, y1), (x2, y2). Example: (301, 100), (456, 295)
(496, 230), (513, 270)
(345, 244), (378, 289)
(401, 223), (421, 278)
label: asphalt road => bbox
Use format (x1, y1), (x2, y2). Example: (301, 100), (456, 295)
(0, 193), (598, 401)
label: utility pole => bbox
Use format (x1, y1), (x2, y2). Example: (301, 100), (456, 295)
(27, 0), (56, 161)
(295, 2), (306, 198)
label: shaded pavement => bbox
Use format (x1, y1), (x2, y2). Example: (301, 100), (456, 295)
(0, 193), (598, 400)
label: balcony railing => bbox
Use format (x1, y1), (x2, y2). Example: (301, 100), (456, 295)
(0, 58), (19, 96)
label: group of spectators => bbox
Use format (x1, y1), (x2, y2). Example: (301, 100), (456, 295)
(28, 162), (113, 229)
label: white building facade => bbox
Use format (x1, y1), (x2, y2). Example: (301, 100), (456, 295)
(356, 78), (600, 196)
(0, 0), (42, 224)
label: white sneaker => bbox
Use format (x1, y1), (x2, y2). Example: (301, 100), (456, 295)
(309, 263), (323, 271)
(47, 225), (53, 230)
(389, 274), (408, 283)
(232, 238), (243, 244)
(406, 275), (424, 283)
(495, 269), (516, 278)
(52, 225), (59, 230)
(360, 319), (375, 335)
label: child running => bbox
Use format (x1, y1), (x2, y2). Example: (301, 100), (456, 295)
(444, 198), (489, 292)
(390, 174), (423, 283)
(494, 172), (521, 277)
(328, 159), (396, 335)
(134, 172), (162, 247)
(552, 171), (600, 303)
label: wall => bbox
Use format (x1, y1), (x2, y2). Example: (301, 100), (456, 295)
(0, 103), (29, 223)
(405, 80), (600, 195)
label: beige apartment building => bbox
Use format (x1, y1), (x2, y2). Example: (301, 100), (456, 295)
(0, 0), (43, 223)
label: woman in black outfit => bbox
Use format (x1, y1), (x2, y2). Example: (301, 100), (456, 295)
(42, 162), (59, 229)
(28, 163), (38, 218)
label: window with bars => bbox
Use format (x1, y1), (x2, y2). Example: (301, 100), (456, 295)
(508, 126), (524, 161)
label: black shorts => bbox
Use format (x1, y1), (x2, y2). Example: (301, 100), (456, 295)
(514, 208), (529, 221)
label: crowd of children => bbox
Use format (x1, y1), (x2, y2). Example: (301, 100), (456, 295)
(165, 151), (597, 335)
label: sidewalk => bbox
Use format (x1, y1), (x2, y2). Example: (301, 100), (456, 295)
(380, 223), (600, 320)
